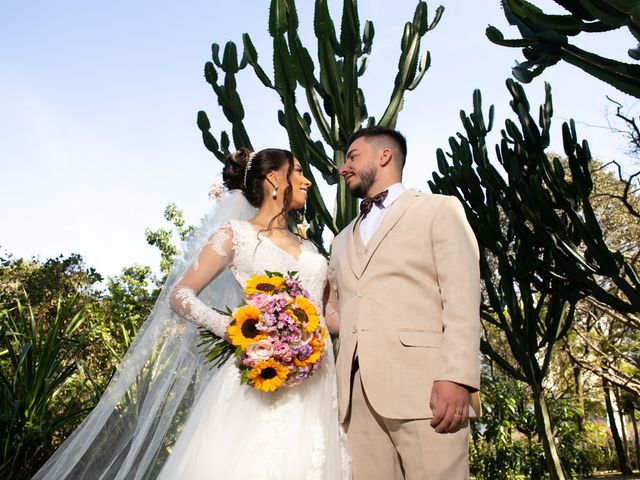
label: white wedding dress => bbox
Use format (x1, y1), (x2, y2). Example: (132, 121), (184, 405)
(158, 219), (350, 479)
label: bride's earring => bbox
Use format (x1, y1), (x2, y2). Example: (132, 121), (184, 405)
(272, 183), (278, 199)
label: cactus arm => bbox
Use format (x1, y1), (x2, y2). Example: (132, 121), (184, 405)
(314, 0), (346, 133)
(340, 0), (362, 132)
(560, 44), (640, 97)
(488, 0), (640, 98)
(379, 3), (443, 127)
(242, 34), (275, 89)
(407, 51), (431, 91)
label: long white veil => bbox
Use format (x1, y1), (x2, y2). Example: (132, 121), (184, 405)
(33, 189), (256, 480)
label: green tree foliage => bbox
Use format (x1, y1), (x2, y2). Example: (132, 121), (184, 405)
(0, 251), (159, 478)
(486, 0), (640, 98)
(0, 252), (102, 325)
(0, 195), (196, 477)
(470, 362), (612, 478)
(0, 293), (99, 479)
(429, 80), (574, 479)
(470, 369), (531, 479)
(197, 0), (443, 241)
(145, 203), (194, 281)
(559, 161), (640, 396)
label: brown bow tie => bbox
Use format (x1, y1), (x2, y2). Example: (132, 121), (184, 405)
(359, 190), (389, 218)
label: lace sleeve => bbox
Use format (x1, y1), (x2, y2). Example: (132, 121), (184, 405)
(169, 224), (236, 337)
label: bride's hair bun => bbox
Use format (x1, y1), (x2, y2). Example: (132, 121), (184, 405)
(222, 148), (253, 191)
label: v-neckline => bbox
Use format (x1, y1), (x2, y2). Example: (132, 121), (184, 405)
(242, 220), (304, 262)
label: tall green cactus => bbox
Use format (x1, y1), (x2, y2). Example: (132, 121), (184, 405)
(486, 0), (640, 98)
(197, 0), (443, 244)
(430, 77), (640, 478)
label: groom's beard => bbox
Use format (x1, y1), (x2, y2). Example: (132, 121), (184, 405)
(347, 164), (377, 199)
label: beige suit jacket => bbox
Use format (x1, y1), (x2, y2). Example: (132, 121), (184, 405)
(328, 190), (481, 422)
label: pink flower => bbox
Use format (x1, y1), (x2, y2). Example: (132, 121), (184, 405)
(288, 329), (302, 343)
(244, 339), (273, 366)
(272, 340), (293, 363)
(251, 294), (272, 311)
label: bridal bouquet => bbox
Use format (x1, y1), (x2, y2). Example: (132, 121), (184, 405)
(200, 271), (328, 392)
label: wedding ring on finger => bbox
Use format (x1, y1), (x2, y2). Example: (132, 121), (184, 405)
(454, 410), (463, 416)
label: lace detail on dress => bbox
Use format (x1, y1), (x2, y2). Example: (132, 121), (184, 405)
(340, 426), (352, 477)
(170, 286), (230, 337)
(306, 421), (326, 480)
(250, 395), (296, 479)
(226, 219), (328, 305)
(207, 228), (231, 256)
(192, 226), (233, 270)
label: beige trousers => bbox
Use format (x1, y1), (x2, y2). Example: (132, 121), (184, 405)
(344, 369), (470, 480)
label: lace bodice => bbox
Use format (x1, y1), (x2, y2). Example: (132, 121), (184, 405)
(168, 219), (328, 336)
(226, 220), (328, 302)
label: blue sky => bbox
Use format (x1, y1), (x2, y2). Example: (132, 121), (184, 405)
(1, 1), (636, 277)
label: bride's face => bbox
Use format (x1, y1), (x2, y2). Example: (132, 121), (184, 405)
(285, 158), (312, 210)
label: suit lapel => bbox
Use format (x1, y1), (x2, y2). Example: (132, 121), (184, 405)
(358, 189), (420, 274)
(344, 217), (364, 278)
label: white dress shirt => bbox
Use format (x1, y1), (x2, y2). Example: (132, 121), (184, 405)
(359, 183), (406, 245)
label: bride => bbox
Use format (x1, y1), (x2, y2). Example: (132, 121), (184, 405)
(33, 148), (350, 479)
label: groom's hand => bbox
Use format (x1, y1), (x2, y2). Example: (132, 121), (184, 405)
(429, 380), (469, 433)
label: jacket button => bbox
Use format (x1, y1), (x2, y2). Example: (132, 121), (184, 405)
(352, 325), (357, 333)
(357, 290), (366, 297)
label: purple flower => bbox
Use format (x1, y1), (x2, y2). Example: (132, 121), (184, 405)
(295, 344), (313, 361)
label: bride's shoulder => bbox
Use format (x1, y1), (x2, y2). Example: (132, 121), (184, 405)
(220, 218), (250, 234)
(216, 219), (257, 250)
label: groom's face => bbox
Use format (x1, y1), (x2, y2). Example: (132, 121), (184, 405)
(341, 137), (378, 198)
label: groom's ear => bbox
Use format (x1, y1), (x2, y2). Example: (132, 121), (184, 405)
(378, 147), (393, 167)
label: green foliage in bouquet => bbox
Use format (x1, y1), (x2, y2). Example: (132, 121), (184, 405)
(198, 306), (236, 370)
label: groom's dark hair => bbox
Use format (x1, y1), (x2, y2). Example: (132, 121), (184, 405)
(347, 126), (407, 166)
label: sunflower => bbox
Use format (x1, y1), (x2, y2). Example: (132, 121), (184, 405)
(288, 296), (320, 332)
(244, 275), (286, 296)
(228, 305), (265, 350)
(247, 358), (290, 392)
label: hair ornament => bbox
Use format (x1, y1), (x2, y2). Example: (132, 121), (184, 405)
(243, 151), (258, 189)
(208, 183), (226, 202)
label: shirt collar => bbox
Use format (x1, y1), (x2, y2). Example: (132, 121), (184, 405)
(381, 183), (406, 208)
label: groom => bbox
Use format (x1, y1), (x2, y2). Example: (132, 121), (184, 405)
(326, 126), (481, 479)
